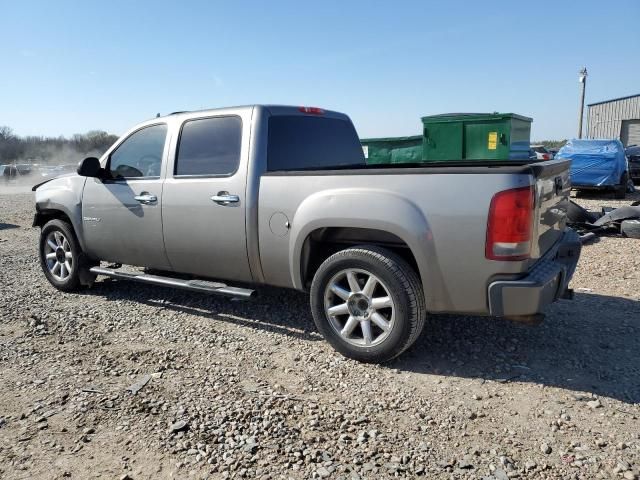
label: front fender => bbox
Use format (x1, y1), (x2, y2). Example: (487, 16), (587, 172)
(289, 188), (450, 309)
(34, 175), (88, 251)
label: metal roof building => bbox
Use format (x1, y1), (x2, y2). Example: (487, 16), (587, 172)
(587, 94), (640, 146)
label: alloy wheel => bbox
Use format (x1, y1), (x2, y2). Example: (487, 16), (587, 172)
(43, 230), (73, 281)
(323, 268), (396, 347)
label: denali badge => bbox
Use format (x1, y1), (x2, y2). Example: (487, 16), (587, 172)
(83, 217), (101, 223)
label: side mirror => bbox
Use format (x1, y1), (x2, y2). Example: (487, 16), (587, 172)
(77, 157), (102, 178)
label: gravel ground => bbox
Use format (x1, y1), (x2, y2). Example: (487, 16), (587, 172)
(1, 190), (639, 480)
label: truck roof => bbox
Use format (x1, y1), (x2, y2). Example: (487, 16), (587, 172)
(158, 105), (349, 121)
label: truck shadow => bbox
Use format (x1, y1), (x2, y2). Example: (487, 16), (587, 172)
(0, 222), (20, 230)
(84, 282), (639, 403)
(86, 280), (321, 342)
(395, 292), (640, 404)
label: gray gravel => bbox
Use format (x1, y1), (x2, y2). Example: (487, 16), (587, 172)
(1, 191), (639, 479)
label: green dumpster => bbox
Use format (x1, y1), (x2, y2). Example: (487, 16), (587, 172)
(360, 135), (423, 165)
(422, 113), (532, 162)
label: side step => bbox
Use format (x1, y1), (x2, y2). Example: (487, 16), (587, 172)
(89, 267), (256, 300)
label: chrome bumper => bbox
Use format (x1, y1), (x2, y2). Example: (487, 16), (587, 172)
(488, 229), (582, 318)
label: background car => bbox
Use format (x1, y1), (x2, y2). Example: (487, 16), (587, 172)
(18, 164), (32, 174)
(556, 139), (629, 199)
(625, 145), (640, 182)
(531, 145), (554, 160)
(37, 165), (60, 179)
(37, 164), (79, 180)
(1, 163), (35, 181)
(2, 164), (19, 181)
(59, 163), (79, 173)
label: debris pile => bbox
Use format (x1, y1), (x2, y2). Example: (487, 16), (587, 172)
(568, 200), (640, 242)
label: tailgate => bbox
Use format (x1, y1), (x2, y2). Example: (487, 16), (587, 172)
(530, 159), (571, 260)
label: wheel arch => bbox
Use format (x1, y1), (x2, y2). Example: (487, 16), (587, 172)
(34, 208), (88, 252)
(288, 188), (449, 309)
(298, 227), (420, 289)
(34, 175), (88, 252)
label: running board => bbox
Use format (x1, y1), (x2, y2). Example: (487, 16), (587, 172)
(89, 267), (256, 300)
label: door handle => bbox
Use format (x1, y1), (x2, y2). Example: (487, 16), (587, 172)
(134, 192), (157, 204)
(210, 192), (239, 205)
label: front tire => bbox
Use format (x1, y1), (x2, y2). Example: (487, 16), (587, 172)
(614, 172), (628, 199)
(310, 246), (426, 363)
(39, 219), (83, 292)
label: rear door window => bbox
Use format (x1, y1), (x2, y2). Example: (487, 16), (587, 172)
(175, 116), (242, 176)
(267, 116), (365, 171)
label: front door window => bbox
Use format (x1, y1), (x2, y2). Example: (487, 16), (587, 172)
(109, 124), (167, 178)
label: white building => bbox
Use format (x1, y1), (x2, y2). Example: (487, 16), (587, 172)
(587, 94), (640, 146)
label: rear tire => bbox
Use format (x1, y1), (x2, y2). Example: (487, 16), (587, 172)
(39, 219), (84, 292)
(310, 246), (426, 363)
(614, 172), (628, 199)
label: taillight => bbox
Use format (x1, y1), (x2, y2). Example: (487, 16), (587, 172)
(298, 106), (325, 115)
(542, 153), (550, 160)
(485, 186), (534, 261)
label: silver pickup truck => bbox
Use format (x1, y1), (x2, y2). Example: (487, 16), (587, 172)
(33, 105), (581, 362)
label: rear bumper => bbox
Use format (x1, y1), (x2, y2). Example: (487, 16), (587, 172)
(487, 229), (581, 318)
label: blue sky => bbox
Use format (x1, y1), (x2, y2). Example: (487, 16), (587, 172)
(1, 0), (638, 140)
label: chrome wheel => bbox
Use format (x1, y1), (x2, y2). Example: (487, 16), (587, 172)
(43, 230), (73, 281)
(324, 268), (395, 347)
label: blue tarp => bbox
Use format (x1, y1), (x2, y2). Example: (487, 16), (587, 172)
(557, 139), (627, 187)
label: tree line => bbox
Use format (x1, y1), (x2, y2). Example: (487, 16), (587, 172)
(0, 126), (119, 165)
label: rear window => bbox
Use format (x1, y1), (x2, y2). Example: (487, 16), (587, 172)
(267, 116), (365, 171)
(532, 146), (548, 153)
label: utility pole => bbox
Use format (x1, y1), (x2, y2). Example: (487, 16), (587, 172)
(577, 67), (588, 138)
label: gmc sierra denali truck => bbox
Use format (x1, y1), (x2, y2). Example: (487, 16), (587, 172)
(33, 105), (581, 362)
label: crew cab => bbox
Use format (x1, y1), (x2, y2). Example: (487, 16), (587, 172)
(33, 105), (581, 362)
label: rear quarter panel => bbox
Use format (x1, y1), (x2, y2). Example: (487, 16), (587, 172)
(258, 171), (531, 314)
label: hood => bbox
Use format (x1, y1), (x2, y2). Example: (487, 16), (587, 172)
(32, 172), (78, 191)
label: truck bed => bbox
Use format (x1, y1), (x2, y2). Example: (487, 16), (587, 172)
(258, 159), (570, 315)
(263, 159), (548, 176)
